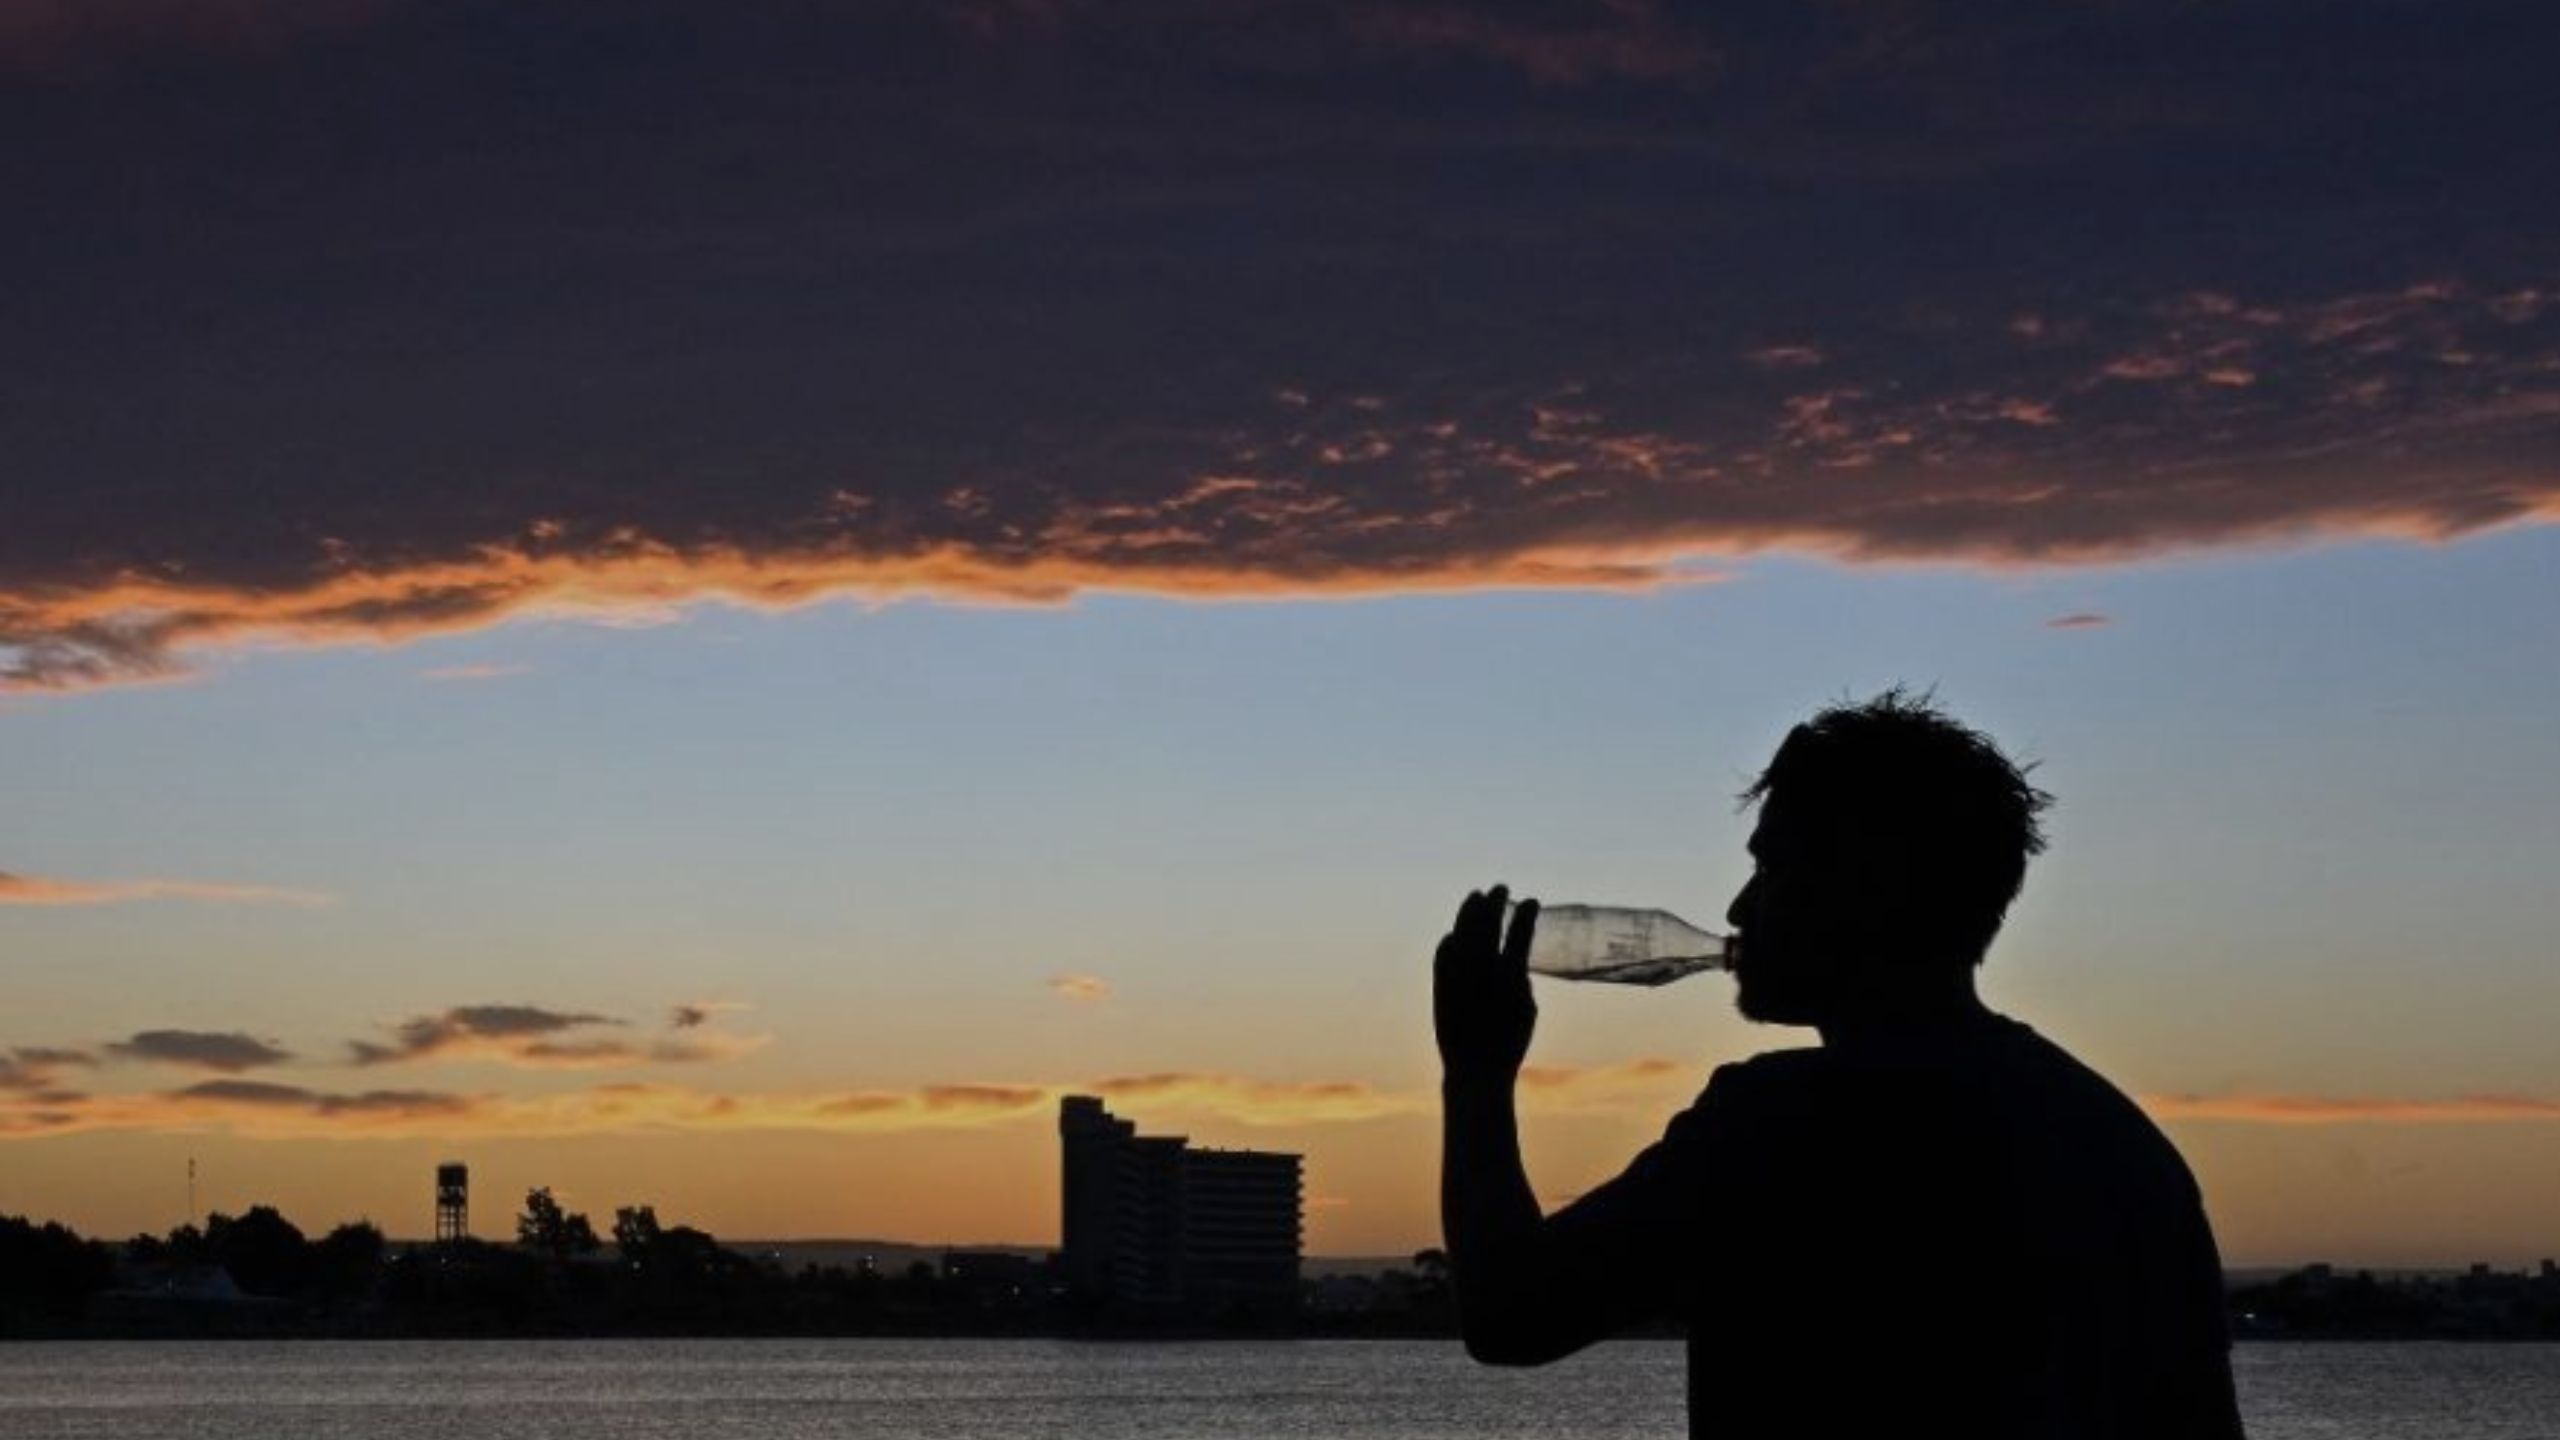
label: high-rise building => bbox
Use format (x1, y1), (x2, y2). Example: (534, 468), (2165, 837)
(435, 1161), (469, 1243)
(1058, 1095), (1301, 1316)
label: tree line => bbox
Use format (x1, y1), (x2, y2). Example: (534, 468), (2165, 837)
(1, 1197), (1459, 1338)
(1, 1195), (1028, 1338)
(19, 1203), (2551, 1340)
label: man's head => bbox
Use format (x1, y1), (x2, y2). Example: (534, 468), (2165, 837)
(1723, 689), (2052, 1026)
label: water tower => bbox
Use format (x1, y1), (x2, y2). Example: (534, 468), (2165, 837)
(435, 1162), (469, 1242)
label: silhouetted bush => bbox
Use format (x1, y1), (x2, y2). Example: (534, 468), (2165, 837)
(0, 1215), (114, 1329)
(204, 1206), (310, 1297)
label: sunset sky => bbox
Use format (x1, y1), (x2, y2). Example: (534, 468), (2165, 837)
(4, 0), (2557, 1266)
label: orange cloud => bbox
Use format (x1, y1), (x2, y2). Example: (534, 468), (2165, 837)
(0, 1069), (1429, 1141)
(1049, 974), (1110, 1002)
(2143, 1092), (2560, 1125)
(0, 872), (329, 907)
(920, 1083), (1048, 1112)
(0, 535), (1708, 693)
(0, 1081), (485, 1139)
(76, 1061), (2559, 1142)
(418, 662), (530, 682)
(1087, 1072), (1412, 1126)
(2098, 353), (2185, 383)
(1515, 1057), (1699, 1111)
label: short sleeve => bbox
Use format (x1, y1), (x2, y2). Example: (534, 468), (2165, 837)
(1531, 1060), (1777, 1334)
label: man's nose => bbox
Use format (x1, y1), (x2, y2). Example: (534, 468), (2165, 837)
(1725, 876), (1755, 932)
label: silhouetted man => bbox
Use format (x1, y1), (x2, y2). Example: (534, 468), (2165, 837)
(1436, 692), (2245, 1438)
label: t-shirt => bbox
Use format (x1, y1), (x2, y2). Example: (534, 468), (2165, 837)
(1542, 1012), (2245, 1439)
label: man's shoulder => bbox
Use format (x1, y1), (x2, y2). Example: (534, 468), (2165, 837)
(1717, 1044), (1830, 1082)
(1670, 1046), (1832, 1132)
(1694, 1018), (2179, 1146)
(1697, 1044), (1830, 1102)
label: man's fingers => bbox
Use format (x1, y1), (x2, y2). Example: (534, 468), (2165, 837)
(1441, 885), (1522, 978)
(1454, 888), (1495, 954)
(1455, 886), (1496, 955)
(1501, 897), (1539, 973)
(1434, 929), (1468, 977)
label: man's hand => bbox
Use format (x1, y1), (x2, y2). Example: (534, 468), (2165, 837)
(1435, 885), (1538, 1083)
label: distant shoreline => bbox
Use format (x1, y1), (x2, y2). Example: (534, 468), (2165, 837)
(12, 1210), (2553, 1345)
(8, 1332), (2560, 1346)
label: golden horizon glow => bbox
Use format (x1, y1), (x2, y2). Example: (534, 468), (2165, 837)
(15, 1049), (2559, 1142)
(0, 872), (331, 907)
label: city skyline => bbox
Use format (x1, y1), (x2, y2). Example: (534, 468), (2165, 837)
(6, 1), (2559, 1270)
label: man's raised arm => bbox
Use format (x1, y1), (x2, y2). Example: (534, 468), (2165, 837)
(1436, 887), (1669, 1364)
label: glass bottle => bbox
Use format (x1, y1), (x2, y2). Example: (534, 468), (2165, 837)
(1504, 901), (1732, 986)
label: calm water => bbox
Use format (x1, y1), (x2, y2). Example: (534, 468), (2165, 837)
(0, 1339), (2553, 1439)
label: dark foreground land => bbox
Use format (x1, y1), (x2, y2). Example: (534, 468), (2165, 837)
(6, 1210), (2558, 1341)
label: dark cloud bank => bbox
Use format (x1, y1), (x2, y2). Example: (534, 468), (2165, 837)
(3, 0), (2554, 688)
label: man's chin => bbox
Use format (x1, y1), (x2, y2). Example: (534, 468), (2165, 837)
(1733, 977), (1821, 1027)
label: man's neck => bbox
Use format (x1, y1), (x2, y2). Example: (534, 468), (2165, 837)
(1814, 972), (1995, 1049)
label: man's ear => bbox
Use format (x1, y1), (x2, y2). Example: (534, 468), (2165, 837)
(1831, 820), (1901, 882)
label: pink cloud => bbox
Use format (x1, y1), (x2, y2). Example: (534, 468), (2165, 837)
(1747, 345), (1826, 371)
